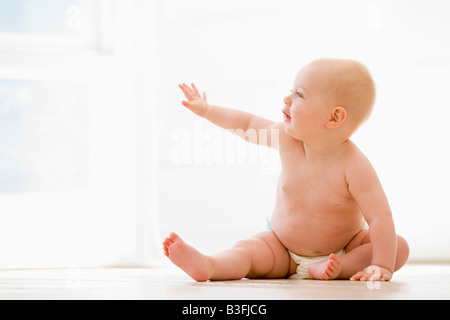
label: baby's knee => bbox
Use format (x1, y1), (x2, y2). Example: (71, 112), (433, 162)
(395, 235), (410, 271)
(233, 238), (265, 252)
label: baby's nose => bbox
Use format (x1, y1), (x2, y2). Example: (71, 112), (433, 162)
(284, 96), (291, 106)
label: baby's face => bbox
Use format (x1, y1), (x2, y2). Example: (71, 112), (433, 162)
(282, 62), (335, 142)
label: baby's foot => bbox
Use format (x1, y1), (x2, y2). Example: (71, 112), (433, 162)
(162, 232), (211, 282)
(308, 254), (342, 280)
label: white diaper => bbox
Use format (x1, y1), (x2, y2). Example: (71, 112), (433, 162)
(289, 249), (346, 279)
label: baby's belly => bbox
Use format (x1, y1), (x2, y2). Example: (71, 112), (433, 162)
(271, 208), (365, 256)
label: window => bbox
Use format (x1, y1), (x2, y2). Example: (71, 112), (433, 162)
(0, 0), (153, 268)
(0, 0), (111, 54)
(0, 0), (79, 35)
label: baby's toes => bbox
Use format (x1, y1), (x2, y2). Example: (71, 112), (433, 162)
(162, 238), (174, 255)
(163, 238), (173, 247)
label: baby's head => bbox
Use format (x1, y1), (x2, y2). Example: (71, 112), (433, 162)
(283, 58), (376, 144)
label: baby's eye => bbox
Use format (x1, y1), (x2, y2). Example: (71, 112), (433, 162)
(290, 90), (304, 98)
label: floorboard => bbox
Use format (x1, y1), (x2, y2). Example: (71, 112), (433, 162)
(0, 263), (449, 300)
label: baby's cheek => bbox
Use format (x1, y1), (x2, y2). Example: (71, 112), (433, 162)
(292, 111), (305, 126)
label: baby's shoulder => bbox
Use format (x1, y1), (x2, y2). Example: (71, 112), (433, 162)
(343, 141), (376, 176)
(344, 140), (366, 160)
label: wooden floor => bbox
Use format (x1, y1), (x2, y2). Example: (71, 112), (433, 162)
(0, 263), (449, 300)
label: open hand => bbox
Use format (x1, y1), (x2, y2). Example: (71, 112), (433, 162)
(179, 83), (209, 118)
(350, 265), (393, 281)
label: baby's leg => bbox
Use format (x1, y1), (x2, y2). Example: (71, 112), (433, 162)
(308, 230), (409, 280)
(163, 231), (296, 281)
(337, 231), (409, 279)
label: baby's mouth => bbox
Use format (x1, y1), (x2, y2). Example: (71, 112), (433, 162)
(282, 110), (291, 121)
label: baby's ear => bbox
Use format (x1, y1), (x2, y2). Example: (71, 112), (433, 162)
(326, 106), (347, 128)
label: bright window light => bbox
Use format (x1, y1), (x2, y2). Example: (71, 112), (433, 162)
(0, 0), (80, 35)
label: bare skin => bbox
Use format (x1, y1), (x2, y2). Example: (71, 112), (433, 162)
(164, 59), (410, 281)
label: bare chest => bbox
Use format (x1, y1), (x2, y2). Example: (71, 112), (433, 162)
(277, 159), (353, 214)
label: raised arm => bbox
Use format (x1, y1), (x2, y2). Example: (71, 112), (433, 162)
(179, 83), (281, 149)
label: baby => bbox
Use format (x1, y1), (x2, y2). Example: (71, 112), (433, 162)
(163, 58), (409, 281)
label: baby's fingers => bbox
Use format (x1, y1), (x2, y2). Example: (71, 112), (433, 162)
(179, 83), (194, 100)
(182, 100), (191, 108)
(380, 272), (392, 281)
(191, 83), (201, 98)
(350, 271), (365, 281)
(191, 83), (207, 102)
(368, 273), (381, 282)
